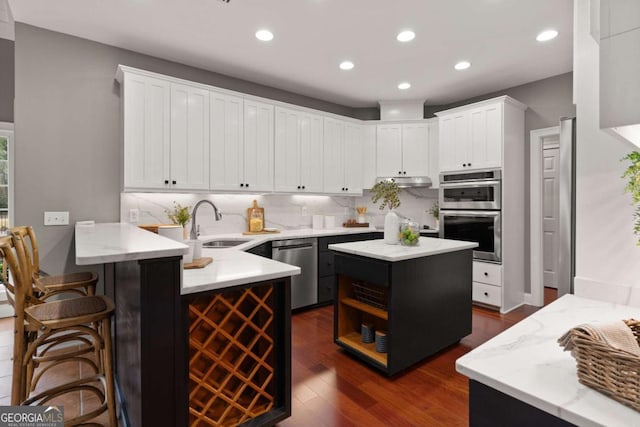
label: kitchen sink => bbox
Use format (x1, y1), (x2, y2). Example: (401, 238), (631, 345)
(202, 239), (252, 248)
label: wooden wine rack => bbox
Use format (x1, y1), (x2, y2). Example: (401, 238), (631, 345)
(188, 284), (276, 427)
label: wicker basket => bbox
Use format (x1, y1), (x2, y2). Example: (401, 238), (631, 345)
(351, 282), (388, 311)
(559, 319), (640, 412)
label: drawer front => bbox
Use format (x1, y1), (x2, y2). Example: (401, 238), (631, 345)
(473, 261), (502, 286)
(319, 252), (335, 277)
(472, 282), (502, 307)
(319, 233), (373, 251)
(318, 276), (335, 303)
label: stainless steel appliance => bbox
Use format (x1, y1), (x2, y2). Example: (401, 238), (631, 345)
(440, 168), (502, 262)
(440, 210), (501, 262)
(272, 238), (318, 309)
(440, 169), (501, 210)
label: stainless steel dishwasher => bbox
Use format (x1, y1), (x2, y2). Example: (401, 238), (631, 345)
(272, 238), (318, 310)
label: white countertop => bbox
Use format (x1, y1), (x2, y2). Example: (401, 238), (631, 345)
(182, 248), (300, 295)
(75, 222), (188, 265)
(328, 237), (477, 262)
(456, 294), (640, 427)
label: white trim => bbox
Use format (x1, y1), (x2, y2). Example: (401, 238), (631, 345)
(434, 95), (528, 117)
(529, 126), (560, 307)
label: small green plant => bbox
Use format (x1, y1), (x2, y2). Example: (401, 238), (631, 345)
(370, 179), (400, 211)
(622, 151), (640, 242)
(428, 201), (439, 220)
(165, 201), (192, 227)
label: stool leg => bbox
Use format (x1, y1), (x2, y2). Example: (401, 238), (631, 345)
(10, 325), (26, 405)
(102, 318), (117, 427)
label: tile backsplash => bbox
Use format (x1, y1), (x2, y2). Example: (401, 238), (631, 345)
(121, 189), (439, 234)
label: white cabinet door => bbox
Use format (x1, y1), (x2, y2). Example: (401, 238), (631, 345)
(323, 118), (345, 193)
(274, 107), (301, 192)
(469, 103), (502, 169)
(244, 100), (274, 192)
(299, 113), (324, 192)
(376, 124), (402, 177)
(123, 73), (170, 190)
(361, 124), (377, 189)
(344, 123), (363, 194)
(428, 122), (440, 189)
(210, 92), (244, 191)
(401, 123), (429, 176)
(170, 83), (210, 190)
(439, 112), (470, 172)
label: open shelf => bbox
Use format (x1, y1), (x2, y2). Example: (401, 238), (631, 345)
(337, 332), (387, 367)
(341, 297), (388, 320)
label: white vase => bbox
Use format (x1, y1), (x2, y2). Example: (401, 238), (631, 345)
(384, 210), (400, 244)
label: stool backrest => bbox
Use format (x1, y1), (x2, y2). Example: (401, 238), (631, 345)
(0, 235), (33, 312)
(10, 226), (39, 281)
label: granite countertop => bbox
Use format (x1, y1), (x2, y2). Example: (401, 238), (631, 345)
(328, 237), (477, 262)
(75, 222), (188, 265)
(456, 294), (640, 427)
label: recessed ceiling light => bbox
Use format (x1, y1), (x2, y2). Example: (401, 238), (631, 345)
(454, 61), (471, 70)
(255, 30), (274, 42)
(397, 30), (415, 42)
(398, 82), (411, 90)
(536, 29), (558, 42)
(339, 61), (354, 70)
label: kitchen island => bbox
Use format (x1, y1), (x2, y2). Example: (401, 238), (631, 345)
(75, 223), (300, 427)
(329, 237), (477, 375)
(456, 294), (640, 427)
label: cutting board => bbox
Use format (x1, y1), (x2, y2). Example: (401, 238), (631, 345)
(139, 224), (174, 234)
(184, 257), (213, 269)
(247, 200), (265, 232)
(242, 229), (280, 235)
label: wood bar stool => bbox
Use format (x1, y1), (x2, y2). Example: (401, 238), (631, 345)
(11, 226), (97, 299)
(0, 236), (117, 426)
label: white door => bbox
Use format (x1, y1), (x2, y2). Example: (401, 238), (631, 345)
(210, 92), (244, 191)
(170, 83), (210, 190)
(376, 124), (402, 177)
(323, 118), (345, 193)
(243, 100), (274, 192)
(401, 123), (429, 176)
(543, 146), (560, 289)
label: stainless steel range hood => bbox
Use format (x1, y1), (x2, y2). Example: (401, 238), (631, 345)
(376, 176), (432, 188)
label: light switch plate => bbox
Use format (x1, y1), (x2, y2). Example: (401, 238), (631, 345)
(129, 208), (139, 223)
(44, 211), (69, 226)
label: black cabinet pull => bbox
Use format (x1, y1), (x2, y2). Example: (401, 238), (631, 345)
(297, 186), (301, 189)
(246, 183), (249, 188)
(484, 292), (489, 297)
(345, 187), (348, 191)
(172, 180), (176, 185)
(164, 180), (169, 184)
(403, 171), (407, 175)
(302, 185), (306, 189)
(240, 183), (244, 187)
(398, 171), (402, 175)
(468, 163), (472, 167)
(484, 272), (488, 276)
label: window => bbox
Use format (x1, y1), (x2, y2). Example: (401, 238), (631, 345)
(0, 123), (13, 234)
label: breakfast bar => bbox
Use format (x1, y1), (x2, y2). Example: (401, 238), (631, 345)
(329, 237), (477, 375)
(75, 223), (300, 427)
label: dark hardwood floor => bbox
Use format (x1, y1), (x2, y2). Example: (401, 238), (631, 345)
(0, 288), (557, 426)
(279, 288), (558, 427)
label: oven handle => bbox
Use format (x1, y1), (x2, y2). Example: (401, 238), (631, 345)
(440, 210), (501, 217)
(439, 180), (501, 189)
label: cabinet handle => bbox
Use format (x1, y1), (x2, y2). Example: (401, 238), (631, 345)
(164, 180), (169, 185)
(345, 187), (348, 191)
(240, 183), (244, 187)
(484, 272), (488, 276)
(172, 180), (177, 185)
(302, 185), (306, 190)
(398, 171), (402, 175)
(468, 163), (472, 167)
(297, 186), (301, 189)
(403, 171), (407, 175)
(246, 183), (250, 188)
(462, 163), (467, 167)
(484, 292), (489, 297)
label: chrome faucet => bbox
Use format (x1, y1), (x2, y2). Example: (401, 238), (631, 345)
(190, 200), (222, 240)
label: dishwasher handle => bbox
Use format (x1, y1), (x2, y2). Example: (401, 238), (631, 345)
(272, 243), (314, 251)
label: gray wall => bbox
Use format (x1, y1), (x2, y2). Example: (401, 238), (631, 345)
(0, 38), (13, 122)
(425, 72), (576, 293)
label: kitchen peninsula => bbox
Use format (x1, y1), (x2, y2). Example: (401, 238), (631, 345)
(75, 223), (300, 427)
(329, 237), (477, 375)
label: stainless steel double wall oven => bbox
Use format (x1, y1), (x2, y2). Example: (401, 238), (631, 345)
(439, 169), (502, 263)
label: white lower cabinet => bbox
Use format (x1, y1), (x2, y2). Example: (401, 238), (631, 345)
(473, 261), (503, 307)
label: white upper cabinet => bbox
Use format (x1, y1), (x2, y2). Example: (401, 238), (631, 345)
(242, 100), (274, 192)
(122, 72), (171, 190)
(376, 123), (429, 177)
(438, 101), (504, 172)
(275, 107), (323, 192)
(170, 83), (210, 190)
(323, 118), (363, 194)
(361, 124), (377, 190)
(209, 92), (244, 191)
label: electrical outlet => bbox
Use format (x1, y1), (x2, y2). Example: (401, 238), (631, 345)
(44, 211), (69, 226)
(129, 208), (140, 223)
(301, 206), (308, 216)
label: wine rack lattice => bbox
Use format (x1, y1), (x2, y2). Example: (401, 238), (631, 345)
(188, 284), (275, 427)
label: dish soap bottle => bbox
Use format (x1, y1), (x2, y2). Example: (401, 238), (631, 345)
(248, 200), (264, 232)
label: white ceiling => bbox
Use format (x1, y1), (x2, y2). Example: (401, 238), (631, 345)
(9, 0), (574, 108)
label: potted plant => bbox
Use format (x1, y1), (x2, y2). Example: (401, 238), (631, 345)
(428, 201), (440, 229)
(623, 151), (640, 243)
(165, 201), (192, 240)
(370, 179), (401, 244)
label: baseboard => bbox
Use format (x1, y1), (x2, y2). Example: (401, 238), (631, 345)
(500, 301), (525, 314)
(524, 292), (533, 305)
